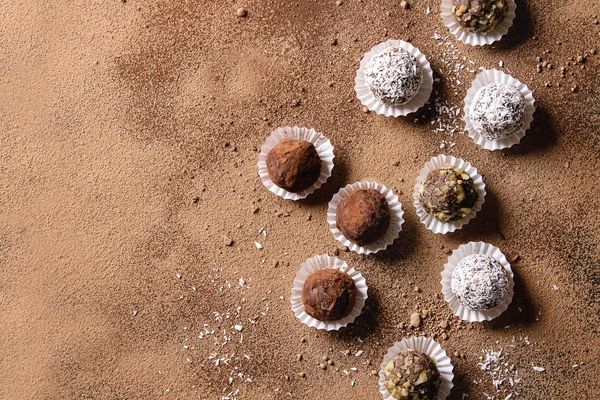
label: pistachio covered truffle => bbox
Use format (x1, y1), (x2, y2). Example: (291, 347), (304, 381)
(451, 254), (508, 310)
(418, 165), (478, 222)
(266, 139), (321, 193)
(383, 349), (442, 400)
(302, 269), (357, 321)
(336, 189), (391, 245)
(452, 0), (508, 34)
(364, 47), (423, 106)
(469, 83), (526, 140)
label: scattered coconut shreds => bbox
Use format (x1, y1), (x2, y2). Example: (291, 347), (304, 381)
(254, 242), (263, 250)
(422, 31), (481, 150)
(184, 268), (271, 399)
(355, 350), (363, 357)
(478, 347), (522, 399)
(533, 366), (546, 372)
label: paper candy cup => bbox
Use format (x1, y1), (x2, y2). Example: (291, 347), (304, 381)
(355, 39), (434, 117)
(290, 254), (368, 331)
(379, 336), (454, 400)
(464, 69), (536, 151)
(441, 0), (517, 46)
(257, 126), (334, 200)
(413, 155), (486, 234)
(328, 181), (405, 254)
(441, 241), (515, 322)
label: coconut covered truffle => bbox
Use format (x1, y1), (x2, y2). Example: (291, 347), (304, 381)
(418, 165), (479, 222)
(383, 349), (442, 400)
(364, 47), (423, 106)
(266, 138), (321, 192)
(302, 269), (357, 321)
(452, 0), (509, 34)
(451, 254), (508, 310)
(469, 83), (526, 140)
(336, 189), (391, 245)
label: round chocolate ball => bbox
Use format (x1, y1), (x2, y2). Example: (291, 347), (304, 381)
(383, 349), (442, 400)
(364, 47), (423, 106)
(469, 83), (526, 140)
(336, 189), (391, 245)
(451, 254), (508, 310)
(418, 165), (478, 222)
(451, 0), (508, 34)
(301, 269), (357, 321)
(266, 138), (321, 193)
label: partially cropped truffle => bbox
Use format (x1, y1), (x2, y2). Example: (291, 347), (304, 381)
(383, 349), (442, 400)
(266, 139), (321, 193)
(302, 269), (357, 321)
(451, 254), (508, 310)
(452, 0), (508, 33)
(418, 165), (478, 222)
(469, 83), (526, 140)
(364, 47), (423, 106)
(336, 189), (391, 245)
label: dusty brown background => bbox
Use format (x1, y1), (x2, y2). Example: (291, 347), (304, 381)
(1, 0), (599, 399)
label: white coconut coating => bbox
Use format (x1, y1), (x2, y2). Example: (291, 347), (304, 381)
(469, 83), (526, 140)
(451, 254), (508, 311)
(364, 47), (423, 106)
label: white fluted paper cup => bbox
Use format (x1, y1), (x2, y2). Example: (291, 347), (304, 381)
(355, 39), (434, 117)
(328, 181), (405, 255)
(257, 126), (335, 200)
(379, 336), (454, 400)
(441, 242), (514, 322)
(290, 254), (368, 331)
(464, 69), (536, 151)
(441, 0), (517, 46)
(413, 155), (486, 234)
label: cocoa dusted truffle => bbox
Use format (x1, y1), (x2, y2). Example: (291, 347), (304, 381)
(469, 83), (526, 140)
(336, 189), (391, 245)
(364, 47), (423, 106)
(418, 165), (478, 222)
(266, 139), (321, 193)
(452, 0), (508, 34)
(383, 349), (442, 400)
(302, 269), (357, 321)
(451, 254), (508, 310)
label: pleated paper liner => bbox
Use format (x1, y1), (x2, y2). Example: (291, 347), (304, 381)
(464, 69), (536, 151)
(441, 241), (515, 322)
(290, 254), (368, 331)
(440, 0), (517, 46)
(355, 39), (434, 117)
(413, 155), (486, 234)
(327, 181), (405, 255)
(379, 336), (454, 400)
(257, 126), (335, 200)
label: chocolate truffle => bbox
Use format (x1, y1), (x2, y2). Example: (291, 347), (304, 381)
(418, 165), (478, 222)
(266, 139), (321, 193)
(451, 254), (508, 310)
(336, 189), (391, 245)
(302, 269), (357, 321)
(364, 47), (423, 106)
(469, 83), (526, 140)
(452, 0), (508, 34)
(383, 349), (442, 400)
